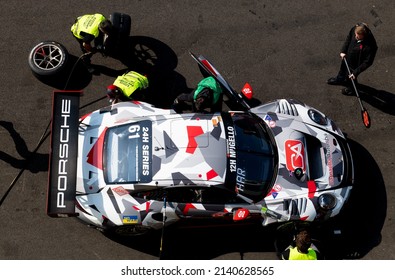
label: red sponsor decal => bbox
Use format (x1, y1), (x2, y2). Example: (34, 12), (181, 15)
(113, 186), (129, 196)
(186, 126), (204, 154)
(183, 203), (197, 215)
(307, 180), (317, 198)
(285, 140), (306, 172)
(202, 60), (217, 76)
(87, 128), (107, 170)
(273, 184), (282, 192)
(206, 169), (218, 180)
(241, 83), (253, 99)
(132, 201), (150, 211)
(266, 184), (282, 198)
(233, 208), (250, 221)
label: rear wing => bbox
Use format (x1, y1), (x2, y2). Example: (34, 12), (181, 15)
(47, 91), (81, 217)
(189, 51), (251, 110)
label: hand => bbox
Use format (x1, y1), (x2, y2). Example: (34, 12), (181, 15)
(348, 73), (356, 80)
(108, 97), (119, 104)
(83, 42), (92, 52)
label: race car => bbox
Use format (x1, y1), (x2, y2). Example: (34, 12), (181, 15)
(47, 52), (354, 236)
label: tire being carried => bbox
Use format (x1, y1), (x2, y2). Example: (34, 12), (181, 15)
(28, 41), (69, 77)
(110, 12), (131, 41)
(105, 12), (131, 56)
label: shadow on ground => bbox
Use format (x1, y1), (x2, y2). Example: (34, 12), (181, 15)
(335, 82), (395, 116)
(358, 84), (395, 115)
(0, 121), (49, 173)
(104, 222), (278, 260)
(317, 138), (386, 259)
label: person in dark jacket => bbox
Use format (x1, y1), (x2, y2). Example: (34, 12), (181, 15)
(327, 23), (378, 95)
(172, 76), (223, 113)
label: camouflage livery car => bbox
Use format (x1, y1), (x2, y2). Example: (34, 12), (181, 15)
(47, 53), (353, 236)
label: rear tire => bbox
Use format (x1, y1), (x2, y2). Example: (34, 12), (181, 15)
(28, 41), (69, 76)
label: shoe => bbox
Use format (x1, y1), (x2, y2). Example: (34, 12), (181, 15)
(172, 98), (183, 113)
(81, 53), (92, 64)
(81, 55), (97, 74)
(327, 76), (346, 85)
(341, 87), (355, 96)
(87, 66), (96, 74)
(86, 65), (100, 75)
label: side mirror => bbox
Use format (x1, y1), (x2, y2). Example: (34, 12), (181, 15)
(241, 82), (253, 99)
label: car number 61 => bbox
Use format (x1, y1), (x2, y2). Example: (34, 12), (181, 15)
(128, 124), (140, 139)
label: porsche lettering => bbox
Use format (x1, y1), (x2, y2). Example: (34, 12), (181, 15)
(56, 99), (71, 208)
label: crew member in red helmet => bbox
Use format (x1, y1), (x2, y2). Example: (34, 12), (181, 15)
(106, 71), (149, 104)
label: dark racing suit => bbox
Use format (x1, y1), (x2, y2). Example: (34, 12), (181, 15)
(338, 25), (378, 80)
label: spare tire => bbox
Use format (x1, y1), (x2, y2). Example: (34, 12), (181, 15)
(110, 12), (131, 39)
(28, 41), (69, 76)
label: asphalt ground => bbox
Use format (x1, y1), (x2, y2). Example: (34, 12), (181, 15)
(0, 0), (394, 260)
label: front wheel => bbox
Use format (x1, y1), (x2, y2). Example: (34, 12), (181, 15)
(28, 41), (69, 76)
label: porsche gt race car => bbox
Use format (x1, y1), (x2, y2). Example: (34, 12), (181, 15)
(47, 52), (354, 236)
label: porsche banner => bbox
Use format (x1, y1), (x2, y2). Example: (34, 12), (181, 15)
(47, 91), (81, 217)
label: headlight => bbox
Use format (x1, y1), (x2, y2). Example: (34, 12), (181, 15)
(308, 109), (328, 125)
(318, 193), (337, 210)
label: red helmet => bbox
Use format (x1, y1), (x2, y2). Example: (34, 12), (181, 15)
(106, 84), (119, 99)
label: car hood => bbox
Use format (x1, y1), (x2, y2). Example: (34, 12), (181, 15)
(271, 121), (346, 192)
(250, 99), (353, 223)
(251, 99), (353, 197)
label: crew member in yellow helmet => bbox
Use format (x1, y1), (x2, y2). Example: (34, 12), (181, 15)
(107, 71), (149, 104)
(71, 13), (113, 72)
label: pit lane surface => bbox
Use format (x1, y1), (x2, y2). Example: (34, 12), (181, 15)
(0, 0), (394, 260)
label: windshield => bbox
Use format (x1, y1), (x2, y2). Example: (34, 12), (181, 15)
(223, 112), (276, 201)
(103, 120), (152, 184)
